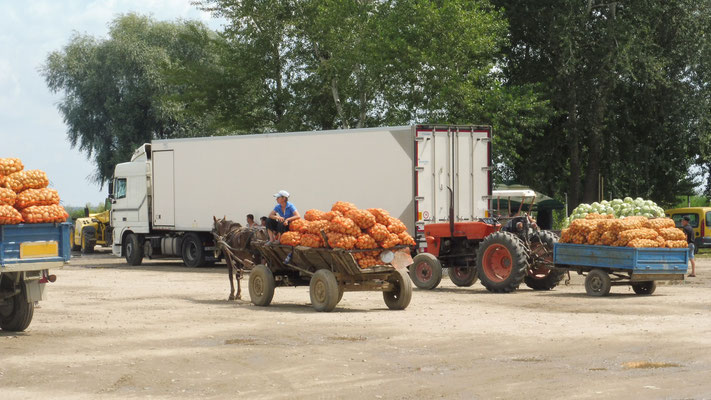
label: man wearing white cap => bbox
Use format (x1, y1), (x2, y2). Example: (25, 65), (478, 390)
(266, 190), (300, 243)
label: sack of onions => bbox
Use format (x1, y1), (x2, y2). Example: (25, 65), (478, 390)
(280, 231), (301, 246)
(15, 188), (60, 209)
(289, 218), (309, 233)
(304, 209), (325, 221)
(0, 158), (24, 176)
(386, 217), (407, 234)
(20, 204), (69, 223)
(5, 170), (49, 192)
(345, 209), (376, 229)
(300, 233), (323, 248)
(367, 208), (390, 225)
(331, 201), (357, 215)
(0, 205), (22, 224)
(355, 233), (378, 249)
(0, 187), (16, 206)
(367, 223), (390, 242)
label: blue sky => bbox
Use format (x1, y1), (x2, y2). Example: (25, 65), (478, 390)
(0, 0), (224, 207)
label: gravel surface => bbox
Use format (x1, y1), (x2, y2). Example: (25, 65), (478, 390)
(2, 250), (710, 399)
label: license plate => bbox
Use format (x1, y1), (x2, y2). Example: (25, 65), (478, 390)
(20, 241), (59, 259)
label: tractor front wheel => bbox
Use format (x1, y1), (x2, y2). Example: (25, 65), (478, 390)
(476, 232), (528, 293)
(409, 253), (442, 290)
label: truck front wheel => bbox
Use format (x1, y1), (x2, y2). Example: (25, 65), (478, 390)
(182, 233), (206, 268)
(124, 233), (144, 266)
(0, 287), (34, 332)
(409, 253), (442, 290)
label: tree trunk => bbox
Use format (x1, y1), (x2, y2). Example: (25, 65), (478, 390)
(331, 77), (349, 129)
(567, 84), (581, 211)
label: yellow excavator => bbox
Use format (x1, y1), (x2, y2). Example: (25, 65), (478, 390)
(70, 208), (112, 253)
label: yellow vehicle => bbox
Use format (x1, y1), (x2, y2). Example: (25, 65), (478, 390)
(664, 207), (711, 253)
(70, 209), (112, 253)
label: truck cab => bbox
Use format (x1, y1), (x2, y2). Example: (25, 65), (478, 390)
(110, 145), (150, 258)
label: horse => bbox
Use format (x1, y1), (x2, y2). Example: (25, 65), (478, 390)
(212, 216), (268, 300)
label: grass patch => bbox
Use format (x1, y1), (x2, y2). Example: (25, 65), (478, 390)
(622, 361), (681, 369)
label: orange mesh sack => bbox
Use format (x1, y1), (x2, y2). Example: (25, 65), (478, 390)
(367, 223), (390, 242)
(331, 201), (357, 215)
(345, 209), (376, 229)
(0, 187), (16, 206)
(328, 216), (360, 236)
(300, 233), (323, 248)
(585, 213), (614, 220)
(627, 238), (659, 248)
(280, 231), (301, 246)
(355, 233), (378, 249)
(658, 228), (686, 241)
(666, 240), (688, 248)
(326, 233), (357, 249)
(618, 228), (658, 242)
(398, 232), (416, 246)
(0, 205), (22, 224)
(358, 255), (380, 269)
(648, 218), (675, 231)
(367, 208), (390, 225)
(5, 170), (49, 192)
(600, 231), (617, 246)
(289, 218), (309, 233)
(379, 233), (401, 249)
(304, 209), (325, 221)
(386, 217), (407, 234)
(0, 158), (24, 175)
(20, 204), (69, 223)
(306, 220), (329, 235)
(15, 188), (60, 208)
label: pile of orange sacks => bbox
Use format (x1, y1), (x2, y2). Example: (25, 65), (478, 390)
(279, 201), (415, 268)
(0, 158), (69, 224)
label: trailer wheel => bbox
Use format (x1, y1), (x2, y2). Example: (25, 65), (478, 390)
(409, 253), (442, 290)
(524, 231), (564, 290)
(585, 269), (611, 296)
(477, 232), (528, 293)
(182, 233), (206, 268)
(249, 265), (275, 306)
(448, 266), (478, 287)
(631, 281), (656, 295)
(383, 269), (412, 310)
(0, 286), (34, 332)
(124, 233), (143, 266)
(310, 269), (339, 312)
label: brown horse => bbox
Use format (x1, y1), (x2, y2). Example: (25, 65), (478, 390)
(212, 216), (268, 300)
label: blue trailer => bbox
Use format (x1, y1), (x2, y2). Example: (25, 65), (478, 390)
(0, 222), (71, 331)
(553, 243), (688, 296)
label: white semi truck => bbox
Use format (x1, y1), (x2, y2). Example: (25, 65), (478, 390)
(110, 125), (491, 267)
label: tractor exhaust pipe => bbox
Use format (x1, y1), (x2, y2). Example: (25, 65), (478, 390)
(448, 186), (455, 238)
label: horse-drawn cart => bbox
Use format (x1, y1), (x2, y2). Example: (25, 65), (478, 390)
(249, 243), (413, 312)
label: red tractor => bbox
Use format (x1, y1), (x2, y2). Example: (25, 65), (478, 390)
(409, 189), (564, 292)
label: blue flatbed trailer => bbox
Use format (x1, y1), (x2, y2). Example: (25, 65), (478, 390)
(0, 222), (71, 331)
(553, 243), (688, 296)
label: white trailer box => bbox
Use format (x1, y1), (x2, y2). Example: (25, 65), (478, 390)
(111, 125), (491, 267)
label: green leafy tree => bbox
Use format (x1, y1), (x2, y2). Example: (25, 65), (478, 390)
(43, 14), (221, 185)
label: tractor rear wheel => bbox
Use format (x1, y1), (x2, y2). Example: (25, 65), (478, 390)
(524, 231), (564, 290)
(476, 232), (528, 293)
(409, 253), (442, 290)
(448, 266), (478, 287)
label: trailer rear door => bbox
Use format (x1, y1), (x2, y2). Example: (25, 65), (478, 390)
(415, 125), (491, 248)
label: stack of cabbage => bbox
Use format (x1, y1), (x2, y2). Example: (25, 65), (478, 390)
(560, 214), (687, 248)
(564, 197), (665, 227)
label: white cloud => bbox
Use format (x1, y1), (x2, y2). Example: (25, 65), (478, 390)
(0, 0), (225, 206)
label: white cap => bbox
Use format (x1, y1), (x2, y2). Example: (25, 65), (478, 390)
(273, 190), (290, 198)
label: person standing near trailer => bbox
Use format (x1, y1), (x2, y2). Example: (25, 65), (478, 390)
(682, 216), (696, 277)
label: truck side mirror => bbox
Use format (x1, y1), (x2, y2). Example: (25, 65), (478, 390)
(108, 181), (114, 198)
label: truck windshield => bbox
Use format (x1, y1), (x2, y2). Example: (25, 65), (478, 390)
(115, 178), (127, 199)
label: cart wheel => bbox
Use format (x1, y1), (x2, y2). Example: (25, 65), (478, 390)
(310, 270), (339, 312)
(383, 269), (413, 310)
(409, 253), (442, 290)
(0, 284), (34, 332)
(249, 265), (275, 306)
(631, 281), (656, 295)
(448, 266), (478, 287)
(585, 269), (611, 296)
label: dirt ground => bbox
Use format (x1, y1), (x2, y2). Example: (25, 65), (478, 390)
(1, 250), (710, 400)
